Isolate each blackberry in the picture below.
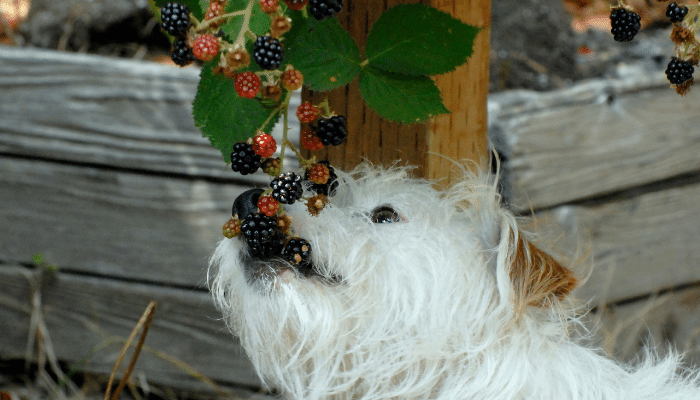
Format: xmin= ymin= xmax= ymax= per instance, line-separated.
xmin=314 ymin=115 xmax=348 ymax=146
xmin=241 ymin=213 xmax=277 ymax=247
xmin=306 ymin=160 xmax=338 ymax=196
xmin=665 ymin=57 xmax=695 ymax=85
xmin=283 ymin=238 xmax=312 ymax=270
xmin=309 ymin=0 xmax=344 ymax=20
xmin=171 ymin=38 xmax=195 ymax=66
xmin=161 ymin=3 xmax=191 ymax=37
xmin=610 ymin=8 xmax=641 ymax=42
xmin=666 ymin=3 xmax=689 ymax=23
xmin=231 ymin=142 xmax=262 ymax=175
xmin=248 ymin=232 xmax=287 ymax=259
xmin=253 ymin=36 xmax=284 ymax=70
xmin=271 ymin=172 xmax=303 ymax=204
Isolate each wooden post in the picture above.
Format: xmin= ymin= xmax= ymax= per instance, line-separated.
xmin=303 ymin=0 xmax=491 ymax=181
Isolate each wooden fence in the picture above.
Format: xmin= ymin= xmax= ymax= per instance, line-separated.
xmin=2 ymin=45 xmax=700 ymax=397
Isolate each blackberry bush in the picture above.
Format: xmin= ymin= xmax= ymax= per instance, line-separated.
xmin=610 ymin=8 xmax=641 ymax=42
xmin=306 ymin=161 xmax=339 ymax=196
xmin=231 ymin=142 xmax=262 ymax=175
xmin=309 ymin=0 xmax=344 ymax=20
xmin=666 ymin=3 xmax=689 ymax=24
xmin=665 ymin=57 xmax=695 ymax=85
xmin=253 ymin=36 xmax=284 ymax=70
xmin=241 ymin=213 xmax=278 ymax=247
xmin=283 ymin=238 xmax=312 ymax=268
xmin=160 ymin=3 xmax=191 ymax=37
xmin=171 ymin=38 xmax=195 ymax=66
xmin=271 ymin=172 xmax=303 ymax=204
xmin=314 ymin=115 xmax=348 ymax=146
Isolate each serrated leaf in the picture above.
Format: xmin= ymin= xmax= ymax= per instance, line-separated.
xmin=358 ymin=67 xmax=448 ymax=124
xmin=249 ymin=2 xmax=271 ymax=36
xmin=154 ymin=0 xmax=205 ymax=21
xmin=193 ymin=59 xmax=280 ymax=162
xmin=365 ymin=3 xmax=479 ymax=76
xmin=284 ymin=17 xmax=361 ymax=91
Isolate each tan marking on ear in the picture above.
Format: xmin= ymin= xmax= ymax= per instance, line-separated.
xmin=510 ymin=234 xmax=578 ymax=310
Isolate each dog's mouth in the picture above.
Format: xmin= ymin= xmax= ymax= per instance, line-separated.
xmin=242 ymin=252 xmax=343 ymax=287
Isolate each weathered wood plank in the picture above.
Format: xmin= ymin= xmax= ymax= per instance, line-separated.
xmin=535 ymin=180 xmax=700 ymax=304
xmin=489 ymin=73 xmax=700 ymax=210
xmin=0 ymin=156 xmax=243 ymax=286
xmin=587 ymin=285 xmax=700 ymax=369
xmin=0 ymin=46 xmax=299 ymax=180
xmin=0 ymin=264 xmax=263 ymax=394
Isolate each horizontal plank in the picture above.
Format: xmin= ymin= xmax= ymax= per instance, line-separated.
xmin=0 ymin=264 xmax=265 ymax=395
xmin=489 ymin=73 xmax=700 ymax=210
xmin=536 ymin=180 xmax=700 ymax=304
xmin=0 ymin=46 xmax=300 ymax=180
xmin=587 ymin=285 xmax=700 ymax=369
xmin=0 ymin=156 xmax=245 ymax=286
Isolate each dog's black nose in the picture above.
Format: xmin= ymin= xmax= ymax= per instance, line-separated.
xmin=232 ymin=188 xmax=265 ymax=219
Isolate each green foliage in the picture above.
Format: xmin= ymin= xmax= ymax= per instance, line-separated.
xmin=284 ymin=17 xmax=362 ymax=91
xmin=184 ymin=1 xmax=479 ymax=161
xmin=365 ymin=4 xmax=479 ymax=76
xmin=359 ymin=67 xmax=448 ymax=124
xmin=193 ymin=58 xmax=280 ymax=162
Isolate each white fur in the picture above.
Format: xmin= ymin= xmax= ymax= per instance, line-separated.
xmin=209 ymin=164 xmax=700 ymax=400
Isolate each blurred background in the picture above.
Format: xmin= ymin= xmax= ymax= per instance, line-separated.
xmin=1 ymin=0 xmax=700 ymax=399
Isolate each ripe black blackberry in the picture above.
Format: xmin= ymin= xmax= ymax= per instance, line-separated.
xmin=241 ymin=213 xmax=277 ymax=247
xmin=271 ymin=172 xmax=303 ymax=204
xmin=248 ymin=232 xmax=287 ymax=259
xmin=306 ymin=160 xmax=338 ymax=196
xmin=665 ymin=57 xmax=695 ymax=85
xmin=161 ymin=3 xmax=191 ymax=37
xmin=666 ymin=3 xmax=689 ymax=23
xmin=610 ymin=8 xmax=641 ymax=42
xmin=314 ymin=115 xmax=348 ymax=146
xmin=309 ymin=0 xmax=344 ymax=20
xmin=253 ymin=36 xmax=284 ymax=70
xmin=283 ymin=238 xmax=312 ymax=269
xmin=171 ymin=38 xmax=195 ymax=66
xmin=231 ymin=142 xmax=262 ymax=175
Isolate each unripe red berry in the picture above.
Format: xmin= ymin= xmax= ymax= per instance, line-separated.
xmin=235 ymin=72 xmax=261 ymax=98
xmin=253 ymin=132 xmax=277 ymax=157
xmin=300 ymin=128 xmax=324 ymax=151
xmin=192 ymin=34 xmax=220 ymax=61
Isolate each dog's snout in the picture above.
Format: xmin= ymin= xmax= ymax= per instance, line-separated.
xmin=232 ymin=188 xmax=265 ymax=218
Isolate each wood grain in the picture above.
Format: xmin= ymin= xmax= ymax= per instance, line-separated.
xmin=0 ymin=46 xmax=299 ymax=180
xmin=533 ymin=180 xmax=700 ymax=304
xmin=0 ymin=156 xmax=244 ymax=286
xmin=489 ymin=73 xmax=700 ymax=210
xmin=0 ymin=264 xmax=263 ymax=394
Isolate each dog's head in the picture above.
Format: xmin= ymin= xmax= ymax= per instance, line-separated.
xmin=209 ymin=163 xmax=577 ymax=399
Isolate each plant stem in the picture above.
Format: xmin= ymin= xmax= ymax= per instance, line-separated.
xmin=196 ymin=10 xmax=246 ymax=31
xmin=279 ymin=92 xmax=293 ymax=171
xmin=233 ymin=0 xmax=256 ymax=47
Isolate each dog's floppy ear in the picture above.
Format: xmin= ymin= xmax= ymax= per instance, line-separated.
xmin=507 ymin=231 xmax=577 ymax=311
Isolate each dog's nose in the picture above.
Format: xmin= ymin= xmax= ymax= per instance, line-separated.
xmin=232 ymin=188 xmax=265 ymax=219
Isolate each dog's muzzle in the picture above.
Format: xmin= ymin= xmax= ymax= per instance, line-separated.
xmin=232 ymin=189 xmax=342 ymax=286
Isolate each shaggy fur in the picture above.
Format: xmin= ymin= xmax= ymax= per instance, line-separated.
xmin=209 ymin=164 xmax=700 ymax=400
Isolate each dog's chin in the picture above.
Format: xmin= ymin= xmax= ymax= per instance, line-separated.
xmin=242 ymin=255 xmax=342 ymax=292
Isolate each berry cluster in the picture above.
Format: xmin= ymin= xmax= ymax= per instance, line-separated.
xmin=610 ymin=0 xmax=700 ymax=95
xmin=224 ymin=161 xmax=341 ymax=272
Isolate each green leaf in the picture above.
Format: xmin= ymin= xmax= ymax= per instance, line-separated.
xmin=154 ymin=0 xmax=205 ymax=21
xmin=193 ymin=59 xmax=280 ymax=162
xmin=284 ymin=17 xmax=362 ymax=91
xmin=358 ymin=67 xmax=448 ymax=124
xmin=365 ymin=3 xmax=479 ymax=76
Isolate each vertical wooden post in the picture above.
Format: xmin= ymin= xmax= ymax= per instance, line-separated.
xmin=302 ymin=0 xmax=491 ymax=182
xmin=426 ymin=0 xmax=490 ymax=183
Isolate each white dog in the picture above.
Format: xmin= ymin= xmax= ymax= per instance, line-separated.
xmin=209 ymin=164 xmax=700 ymax=400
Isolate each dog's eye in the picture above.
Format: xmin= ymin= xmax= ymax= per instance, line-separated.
xmin=370 ymin=206 xmax=404 ymax=224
